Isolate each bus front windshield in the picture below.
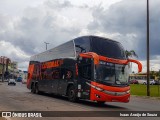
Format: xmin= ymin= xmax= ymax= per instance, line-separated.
xmin=95 ymin=61 xmax=129 ymax=86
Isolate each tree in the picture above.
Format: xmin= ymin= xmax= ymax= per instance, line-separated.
xmin=125 ymin=50 xmax=138 ymax=73
xmin=154 ymin=71 xmax=160 ymax=80
xmin=125 ymin=50 xmax=138 ymax=58
xmin=150 ymin=70 xmax=155 ymax=79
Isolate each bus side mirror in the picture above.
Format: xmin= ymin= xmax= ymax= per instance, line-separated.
xmin=79 ymin=52 xmax=99 ymax=65
xmin=77 ymin=56 xmax=82 ymax=64
xmin=128 ymin=59 xmax=142 ymax=73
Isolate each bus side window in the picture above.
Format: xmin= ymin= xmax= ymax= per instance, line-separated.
xmin=52 ymin=69 xmax=60 ymax=79
xmin=78 ymin=59 xmax=91 ymax=80
xmin=65 ymin=70 xmax=72 ymax=79
xmin=41 ymin=69 xmax=45 ymax=80
xmin=82 ymin=65 xmax=91 ymax=79
xmin=61 ymin=68 xmax=73 ymax=80
xmin=45 ymin=68 xmax=52 ymax=80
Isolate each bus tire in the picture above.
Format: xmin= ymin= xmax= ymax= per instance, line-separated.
xmin=68 ymin=86 xmax=77 ymax=102
xmin=35 ymin=83 xmax=40 ymax=94
xmin=31 ymin=83 xmax=35 ymax=93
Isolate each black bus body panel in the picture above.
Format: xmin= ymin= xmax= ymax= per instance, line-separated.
xmin=30 ymin=58 xmax=77 ymax=96
xmin=57 ymin=59 xmax=76 ymax=95
xmin=28 ymin=35 xmax=127 ymax=100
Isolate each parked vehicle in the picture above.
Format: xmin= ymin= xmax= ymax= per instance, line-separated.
xmin=149 ymin=79 xmax=156 ymax=85
xmin=155 ymin=80 xmax=160 ymax=85
xmin=8 ymin=79 xmax=16 ymax=86
xmin=137 ymin=79 xmax=147 ymax=85
xmin=16 ymin=77 xmax=22 ymax=82
xmin=129 ymin=79 xmax=139 ymax=84
xmin=138 ymin=79 xmax=157 ymax=85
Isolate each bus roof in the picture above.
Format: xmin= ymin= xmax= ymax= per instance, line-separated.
xmin=30 ymin=35 xmax=126 ymax=63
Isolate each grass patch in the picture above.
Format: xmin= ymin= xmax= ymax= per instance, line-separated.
xmin=130 ymin=84 xmax=160 ymax=97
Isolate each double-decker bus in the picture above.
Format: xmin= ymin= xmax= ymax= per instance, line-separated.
xmin=27 ymin=36 xmax=142 ymax=103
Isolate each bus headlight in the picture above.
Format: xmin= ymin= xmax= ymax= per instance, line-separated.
xmin=95 ymin=86 xmax=103 ymax=91
xmin=103 ymin=90 xmax=130 ymax=96
xmin=86 ymin=82 xmax=104 ymax=92
xmin=86 ymin=82 xmax=130 ymax=96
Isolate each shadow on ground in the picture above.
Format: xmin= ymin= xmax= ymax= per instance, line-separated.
xmin=27 ymin=91 xmax=128 ymax=110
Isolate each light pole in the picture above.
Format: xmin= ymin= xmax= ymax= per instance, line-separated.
xmin=146 ymin=0 xmax=150 ymax=96
xmin=44 ymin=42 xmax=49 ymax=50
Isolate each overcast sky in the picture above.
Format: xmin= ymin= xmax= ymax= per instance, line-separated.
xmin=0 ymin=0 xmax=160 ymax=73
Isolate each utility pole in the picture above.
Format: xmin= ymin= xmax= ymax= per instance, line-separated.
xmin=147 ymin=0 xmax=150 ymax=96
xmin=44 ymin=42 xmax=49 ymax=50
xmin=158 ymin=70 xmax=160 ymax=96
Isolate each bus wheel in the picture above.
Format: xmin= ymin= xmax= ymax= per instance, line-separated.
xmin=31 ymin=83 xmax=35 ymax=93
xmin=35 ymin=83 xmax=40 ymax=94
xmin=68 ymin=86 xmax=77 ymax=102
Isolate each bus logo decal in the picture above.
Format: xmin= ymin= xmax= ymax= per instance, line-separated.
xmin=41 ymin=60 xmax=63 ymax=69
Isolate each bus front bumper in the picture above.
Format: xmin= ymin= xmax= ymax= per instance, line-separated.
xmin=90 ymin=90 xmax=130 ymax=103
xmin=89 ymin=82 xmax=130 ymax=103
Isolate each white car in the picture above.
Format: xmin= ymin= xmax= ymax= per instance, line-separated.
xmin=149 ymin=79 xmax=156 ymax=85
xmin=8 ymin=79 xmax=16 ymax=86
xmin=137 ymin=79 xmax=156 ymax=85
xmin=137 ymin=79 xmax=147 ymax=85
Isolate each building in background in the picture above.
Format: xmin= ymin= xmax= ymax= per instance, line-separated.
xmin=8 ymin=61 xmax=18 ymax=78
xmin=17 ymin=70 xmax=28 ymax=83
xmin=129 ymin=71 xmax=160 ymax=81
xmin=0 ymin=56 xmax=28 ymax=82
xmin=0 ymin=56 xmax=11 ymax=80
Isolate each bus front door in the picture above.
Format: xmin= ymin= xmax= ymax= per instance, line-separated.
xmin=78 ymin=58 xmax=93 ymax=99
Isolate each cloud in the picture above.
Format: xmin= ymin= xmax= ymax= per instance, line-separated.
xmin=88 ymin=0 xmax=160 ymax=61
xmin=0 ymin=0 xmax=84 ymax=55
xmin=0 ymin=0 xmax=159 ymax=72
xmin=44 ymin=0 xmax=73 ymax=10
xmin=0 ymin=41 xmax=30 ymax=61
xmin=0 ymin=0 xmax=91 ymax=70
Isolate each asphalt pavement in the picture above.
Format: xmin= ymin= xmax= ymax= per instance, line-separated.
xmin=0 ymin=81 xmax=160 ymax=120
